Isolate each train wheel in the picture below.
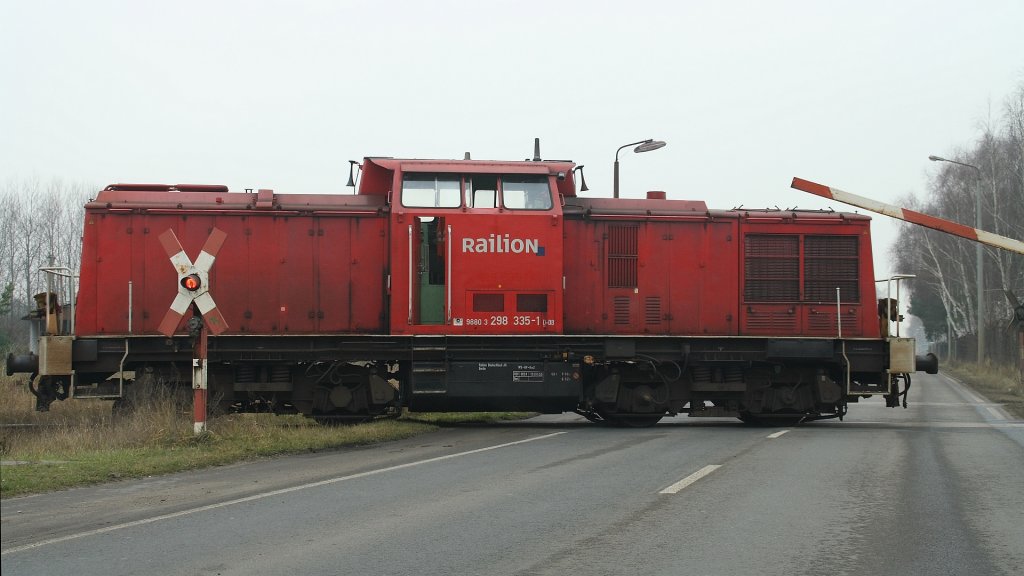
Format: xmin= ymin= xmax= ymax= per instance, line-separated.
xmin=737 ymin=412 xmax=760 ymax=425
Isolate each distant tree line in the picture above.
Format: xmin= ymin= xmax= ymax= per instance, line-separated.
xmin=893 ymin=83 xmax=1024 ymax=365
xmin=0 ymin=178 xmax=92 ymax=353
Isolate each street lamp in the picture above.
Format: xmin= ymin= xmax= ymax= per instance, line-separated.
xmin=614 ymin=139 xmax=666 ymax=199
xmin=929 ymin=154 xmax=985 ymax=364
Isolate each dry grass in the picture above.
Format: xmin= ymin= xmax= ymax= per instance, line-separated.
xmin=0 ymin=375 xmax=533 ymax=498
xmin=0 ymin=375 xmax=435 ymax=498
xmin=1 ymin=376 xmax=197 ymax=454
xmin=944 ymin=361 xmax=1024 ymax=419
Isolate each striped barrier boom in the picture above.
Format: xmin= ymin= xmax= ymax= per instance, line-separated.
xmin=791 ymin=177 xmax=1024 ymax=255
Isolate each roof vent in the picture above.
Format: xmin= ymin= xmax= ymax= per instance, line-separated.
xmin=647 ymin=191 xmax=666 ymax=200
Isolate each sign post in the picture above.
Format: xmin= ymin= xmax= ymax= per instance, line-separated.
xmin=157 ymin=227 xmax=228 ymax=435
xmin=192 ymin=316 xmax=209 ymax=435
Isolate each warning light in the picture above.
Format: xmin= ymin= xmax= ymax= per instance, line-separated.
xmin=181 ymin=274 xmax=201 ymax=291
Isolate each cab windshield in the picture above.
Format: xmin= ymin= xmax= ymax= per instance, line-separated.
xmin=401 ymin=173 xmax=552 ymax=211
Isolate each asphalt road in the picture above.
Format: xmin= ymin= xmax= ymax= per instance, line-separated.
xmin=3 ymin=371 xmax=1023 ymax=576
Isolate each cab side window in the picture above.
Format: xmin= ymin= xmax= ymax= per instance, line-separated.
xmin=466 ymin=175 xmax=497 ymax=208
xmin=502 ymin=175 xmax=552 ymax=210
xmin=402 ymin=174 xmax=461 ymax=208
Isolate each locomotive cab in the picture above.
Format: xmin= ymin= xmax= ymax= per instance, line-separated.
xmin=361 ymin=158 xmax=572 ymax=336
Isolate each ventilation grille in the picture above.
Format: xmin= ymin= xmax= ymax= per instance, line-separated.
xmin=744 ymin=234 xmax=860 ymax=303
xmin=806 ymin=309 xmax=864 ymax=332
xmin=645 ymin=297 xmax=662 ymax=325
xmin=608 ymin=225 xmax=638 ymax=288
xmin=745 ymin=234 xmax=798 ymax=257
xmin=804 ymin=236 xmax=860 ymax=303
xmin=744 ymin=235 xmax=799 ymax=302
xmin=805 ymin=235 xmax=858 ymax=258
xmin=746 ymin=310 xmax=798 ymax=332
xmin=613 ymin=296 xmax=631 ymax=325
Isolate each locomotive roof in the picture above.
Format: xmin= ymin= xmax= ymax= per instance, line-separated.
xmin=359 ymin=156 xmax=581 ymax=198
xmin=90 ymin=184 xmax=388 ymax=213
xmin=565 ymin=196 xmax=872 ymax=222
xmin=364 ymin=157 xmax=576 ymax=173
xmin=92 ymin=154 xmax=872 ymax=222
xmin=91 ymin=182 xmax=873 ymax=222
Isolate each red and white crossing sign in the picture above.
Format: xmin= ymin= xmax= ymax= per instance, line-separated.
xmin=156 ymin=227 xmax=230 ymax=336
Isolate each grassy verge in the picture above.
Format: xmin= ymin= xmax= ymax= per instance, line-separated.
xmin=944 ymin=362 xmax=1024 ymax=419
xmin=0 ymin=375 xmax=532 ymax=498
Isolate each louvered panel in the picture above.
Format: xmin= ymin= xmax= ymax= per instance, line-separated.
xmin=804 ymin=235 xmax=860 ymax=302
xmin=608 ymin=257 xmax=637 ymax=288
xmin=613 ymin=296 xmax=631 ymax=325
xmin=805 ymin=235 xmax=858 ymax=257
xmin=744 ymin=309 xmax=798 ymax=333
xmin=744 ymin=278 xmax=800 ymax=302
xmin=608 ymin=225 xmax=638 ymax=255
xmin=806 ymin=308 xmax=861 ymax=335
xmin=607 ymin=225 xmax=638 ymax=288
xmin=744 ymin=235 xmax=799 ymax=302
xmin=645 ymin=297 xmax=662 ymax=325
xmin=745 ymin=235 xmax=798 ymax=257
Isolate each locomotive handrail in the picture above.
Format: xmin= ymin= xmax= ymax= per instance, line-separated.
xmin=447 ymin=224 xmax=453 ymax=324
xmin=875 ymin=274 xmax=916 ymax=338
xmin=408 ymin=225 xmax=414 ymax=324
xmin=39 ymin=266 xmax=77 ymax=336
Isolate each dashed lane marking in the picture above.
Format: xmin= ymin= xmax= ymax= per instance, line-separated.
xmin=986 ymin=406 xmax=1009 ymax=420
xmin=767 ymin=430 xmax=790 ymax=439
xmin=659 ymin=465 xmax=722 ymax=494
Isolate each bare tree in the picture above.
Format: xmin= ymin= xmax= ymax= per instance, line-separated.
xmin=0 ymin=176 xmax=91 ymax=351
xmin=896 ymin=82 xmax=1024 ymax=365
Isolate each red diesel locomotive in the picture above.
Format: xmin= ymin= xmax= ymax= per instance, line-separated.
xmin=7 ymin=146 xmax=937 ymax=425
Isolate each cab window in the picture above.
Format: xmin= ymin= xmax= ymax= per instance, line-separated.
xmin=502 ymin=175 xmax=552 ymax=210
xmin=402 ymin=174 xmax=461 ymax=208
xmin=466 ymin=175 xmax=497 ymax=208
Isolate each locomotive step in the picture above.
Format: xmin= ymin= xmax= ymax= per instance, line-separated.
xmin=71 ymin=381 xmax=123 ymax=399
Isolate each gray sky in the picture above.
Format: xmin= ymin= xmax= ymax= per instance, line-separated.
xmin=2 ymin=0 xmax=1022 ymax=278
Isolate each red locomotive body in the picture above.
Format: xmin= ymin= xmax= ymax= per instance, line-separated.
xmin=562 ymin=198 xmax=876 ymax=339
xmin=76 ymin=185 xmax=390 ymax=336
xmin=9 ymin=149 xmax=936 ymax=425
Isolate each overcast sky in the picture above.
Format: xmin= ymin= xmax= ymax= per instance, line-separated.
xmin=2 ymin=0 xmax=1022 ymax=278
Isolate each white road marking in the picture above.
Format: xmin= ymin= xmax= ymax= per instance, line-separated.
xmin=1 ymin=431 xmax=567 ymax=556
xmin=963 ymin=390 xmax=985 ymax=404
xmin=986 ymin=406 xmax=1008 ymax=420
xmin=819 ymin=421 xmax=1024 ymax=428
xmin=938 ymin=373 xmax=986 ymax=403
xmin=910 ymin=402 xmax=1006 ymax=407
xmin=659 ymin=465 xmax=722 ymax=495
xmin=767 ymin=430 xmax=790 ymax=439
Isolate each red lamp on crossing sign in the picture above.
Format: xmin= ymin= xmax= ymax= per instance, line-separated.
xmin=181 ymin=274 xmax=202 ymax=291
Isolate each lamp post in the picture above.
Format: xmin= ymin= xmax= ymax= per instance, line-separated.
xmin=614 ymin=139 xmax=666 ymax=199
xmin=928 ymin=154 xmax=984 ymax=364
